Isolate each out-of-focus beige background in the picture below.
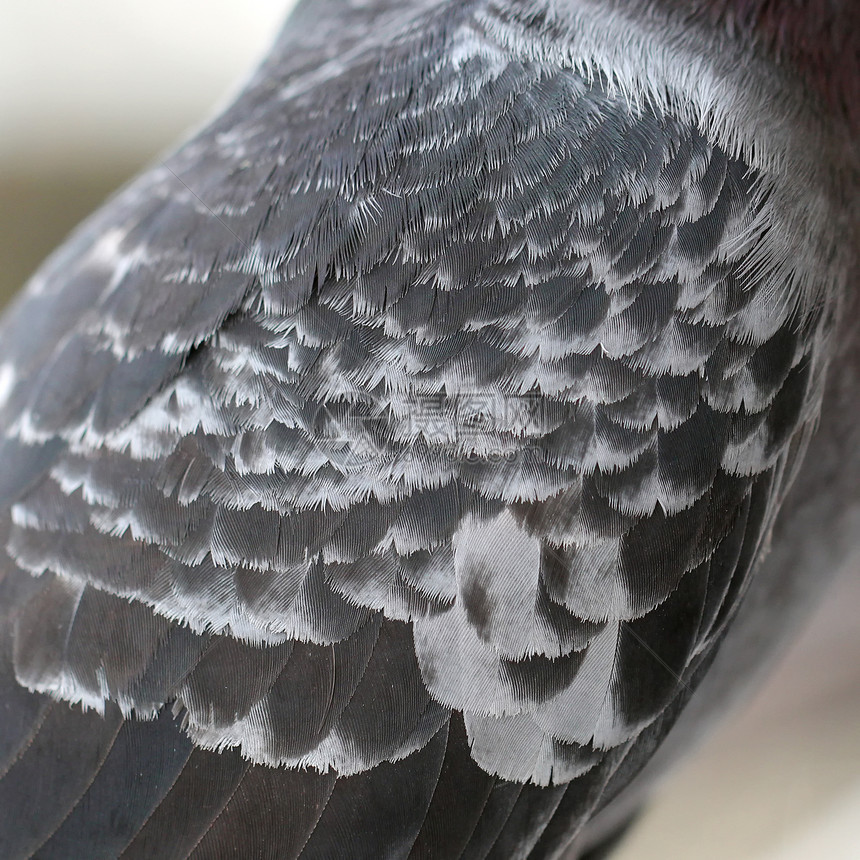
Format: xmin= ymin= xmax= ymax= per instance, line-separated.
xmin=1 ymin=3 xmax=858 ymax=857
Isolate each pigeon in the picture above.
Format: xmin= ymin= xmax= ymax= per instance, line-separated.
xmin=0 ymin=0 xmax=856 ymax=857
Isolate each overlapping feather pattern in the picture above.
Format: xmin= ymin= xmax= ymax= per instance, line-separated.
xmin=0 ymin=0 xmax=847 ymax=856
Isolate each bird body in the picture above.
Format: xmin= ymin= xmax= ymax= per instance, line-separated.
xmin=0 ymin=1 xmax=856 ymax=857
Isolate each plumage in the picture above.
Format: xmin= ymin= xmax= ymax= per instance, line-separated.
xmin=0 ymin=0 xmax=856 ymax=856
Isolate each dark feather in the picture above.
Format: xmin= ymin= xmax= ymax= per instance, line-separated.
xmin=0 ymin=701 xmax=123 ymax=857
xmin=405 ymin=715 xmax=498 ymax=859
xmin=298 ymin=725 xmax=449 ymax=860
xmin=35 ymin=709 xmax=194 ymax=860
xmin=119 ymin=747 xmax=250 ymax=860
xmin=188 ymin=758 xmax=337 ymax=860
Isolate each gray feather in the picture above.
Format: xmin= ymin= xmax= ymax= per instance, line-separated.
xmin=0 ymin=0 xmax=849 ymax=845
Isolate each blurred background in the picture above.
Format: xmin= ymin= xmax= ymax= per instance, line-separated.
xmin=1 ymin=2 xmax=858 ymax=857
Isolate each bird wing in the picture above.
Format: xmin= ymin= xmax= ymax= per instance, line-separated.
xmin=0 ymin=3 xmax=838 ymax=856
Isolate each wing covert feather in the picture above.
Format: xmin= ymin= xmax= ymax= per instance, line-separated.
xmin=0 ymin=1 xmax=841 ymax=855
